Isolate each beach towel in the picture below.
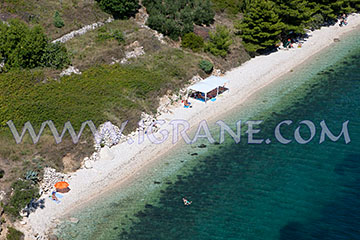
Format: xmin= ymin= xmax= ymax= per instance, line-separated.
xmin=49 ymin=192 xmax=63 ymax=204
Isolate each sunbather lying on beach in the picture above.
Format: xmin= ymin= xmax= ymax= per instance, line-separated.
xmin=52 ymin=191 xmax=58 ymax=201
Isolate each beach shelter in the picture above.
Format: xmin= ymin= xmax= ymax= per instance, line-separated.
xmin=187 ymin=76 xmax=229 ymax=103
xmin=202 ymin=76 xmax=229 ymax=95
xmin=202 ymin=76 xmax=229 ymax=88
xmin=55 ymin=181 xmax=70 ymax=193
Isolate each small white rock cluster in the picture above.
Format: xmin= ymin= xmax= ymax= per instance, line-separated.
xmin=135 ymin=6 xmax=149 ymax=27
xmin=95 ymin=121 xmax=126 ymax=148
xmin=212 ymin=68 xmax=224 ymax=76
xmin=120 ymin=41 xmax=145 ymax=64
xmin=60 ymin=66 xmax=82 ymax=77
xmin=0 ymin=190 xmax=6 ymax=201
xmin=52 ymin=17 xmax=114 ymax=44
xmin=0 ymin=60 xmax=4 ymax=72
xmin=190 ymin=75 xmax=203 ymax=84
xmin=39 ymin=168 xmax=69 ymax=194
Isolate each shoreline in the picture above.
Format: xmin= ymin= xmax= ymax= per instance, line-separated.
xmin=20 ymin=13 xmax=360 ymax=239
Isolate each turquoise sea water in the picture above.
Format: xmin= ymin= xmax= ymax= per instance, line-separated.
xmin=57 ymin=29 xmax=360 ymax=240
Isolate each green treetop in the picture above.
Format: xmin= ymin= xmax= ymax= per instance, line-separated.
xmin=237 ymin=0 xmax=284 ymax=53
xmin=273 ymin=0 xmax=314 ymax=34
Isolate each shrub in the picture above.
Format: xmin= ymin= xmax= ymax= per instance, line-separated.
xmin=24 ymin=170 xmax=39 ymax=183
xmin=41 ymin=42 xmax=70 ymax=69
xmin=181 ymin=33 xmax=204 ymax=52
xmin=143 ymin=0 xmax=214 ymax=40
xmin=0 ymin=20 xmax=48 ymax=69
xmin=193 ymin=0 xmax=215 ymax=25
xmin=0 ymin=19 xmax=71 ymax=70
xmin=205 ymin=26 xmax=232 ymax=57
xmin=4 ymin=180 xmax=39 ymax=218
xmin=211 ymin=0 xmax=243 ymax=14
xmin=112 ymin=30 xmax=125 ymax=44
xmin=53 ymin=11 xmax=64 ymax=28
xmin=96 ymin=31 xmax=112 ymax=42
xmin=199 ymin=60 xmax=213 ymax=74
xmin=6 ymin=227 xmax=24 ymax=240
xmin=96 ymin=0 xmax=140 ymax=19
xmin=96 ymin=28 xmax=125 ymax=44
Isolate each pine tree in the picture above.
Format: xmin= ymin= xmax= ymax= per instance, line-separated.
xmin=237 ymin=0 xmax=284 ymax=53
xmin=53 ymin=11 xmax=65 ymax=28
xmin=307 ymin=0 xmax=355 ymax=21
xmin=273 ymin=0 xmax=314 ymax=34
xmin=205 ymin=25 xmax=232 ymax=57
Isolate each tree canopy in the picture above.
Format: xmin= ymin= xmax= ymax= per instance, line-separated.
xmin=237 ymin=0 xmax=283 ymax=52
xmin=96 ymin=0 xmax=140 ymax=19
xmin=237 ymin=0 xmax=360 ymax=53
xmin=143 ymin=0 xmax=215 ymax=40
xmin=0 ymin=20 xmax=70 ymax=70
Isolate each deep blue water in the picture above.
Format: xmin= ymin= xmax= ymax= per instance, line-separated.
xmin=57 ymin=30 xmax=360 ymax=240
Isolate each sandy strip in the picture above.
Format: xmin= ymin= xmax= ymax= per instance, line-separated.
xmin=19 ymin=14 xmax=360 ymax=239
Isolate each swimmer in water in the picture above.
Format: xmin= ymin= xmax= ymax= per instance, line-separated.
xmin=183 ymin=197 xmax=192 ymax=205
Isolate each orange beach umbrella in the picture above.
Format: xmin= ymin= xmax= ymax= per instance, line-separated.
xmin=54 ymin=181 xmax=69 ymax=189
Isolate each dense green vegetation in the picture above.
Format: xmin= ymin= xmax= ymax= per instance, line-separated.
xmin=53 ymin=11 xmax=65 ymax=28
xmin=6 ymin=227 xmax=24 ymax=240
xmin=96 ymin=27 xmax=125 ymax=44
xmin=4 ymin=180 xmax=39 ymax=218
xmin=237 ymin=0 xmax=360 ymax=53
xmin=0 ymin=49 xmax=201 ymax=131
xmin=236 ymin=0 xmax=283 ymax=53
xmin=41 ymin=42 xmax=71 ymax=69
xmin=205 ymin=26 xmax=233 ymax=57
xmin=143 ymin=0 xmax=215 ymax=40
xmin=199 ymin=60 xmax=214 ymax=74
xmin=181 ymin=33 xmax=204 ymax=52
xmin=211 ymin=0 xmax=243 ymax=14
xmin=96 ymin=0 xmax=140 ymax=19
xmin=0 ymin=20 xmax=70 ymax=71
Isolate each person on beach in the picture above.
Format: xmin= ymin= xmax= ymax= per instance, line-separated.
xmin=184 ymin=99 xmax=192 ymax=108
xmin=51 ymin=191 xmax=58 ymax=202
xmin=183 ymin=197 xmax=192 ymax=206
xmin=340 ymin=13 xmax=348 ymax=27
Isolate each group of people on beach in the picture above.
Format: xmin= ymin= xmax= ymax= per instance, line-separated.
xmin=339 ymin=13 xmax=348 ymax=27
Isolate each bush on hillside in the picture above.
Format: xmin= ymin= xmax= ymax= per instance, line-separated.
xmin=6 ymin=227 xmax=24 ymax=240
xmin=0 ymin=20 xmax=70 ymax=71
xmin=205 ymin=26 xmax=232 ymax=57
xmin=199 ymin=59 xmax=213 ymax=74
xmin=181 ymin=33 xmax=204 ymax=52
xmin=41 ymin=42 xmax=70 ymax=69
xmin=96 ymin=0 xmax=140 ymax=19
xmin=53 ymin=11 xmax=65 ymax=28
xmin=143 ymin=0 xmax=214 ymax=40
xmin=112 ymin=30 xmax=125 ymax=44
xmin=0 ymin=20 xmax=48 ymax=69
xmin=4 ymin=179 xmax=39 ymax=218
xmin=96 ymin=27 xmax=125 ymax=44
xmin=211 ymin=0 xmax=243 ymax=14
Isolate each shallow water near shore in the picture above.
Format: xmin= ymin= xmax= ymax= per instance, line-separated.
xmin=56 ymin=29 xmax=360 ymax=240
